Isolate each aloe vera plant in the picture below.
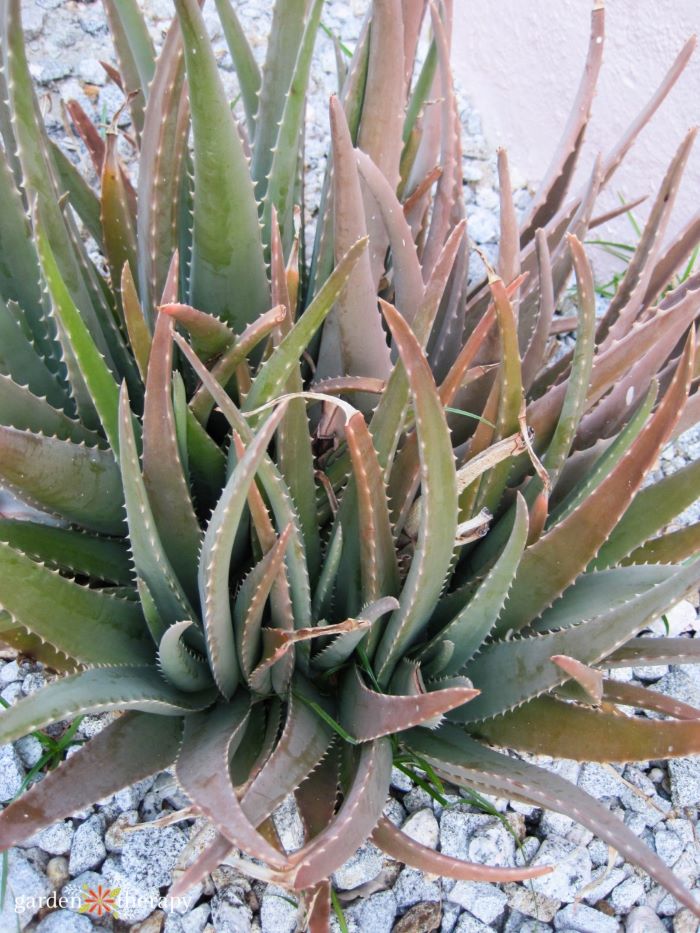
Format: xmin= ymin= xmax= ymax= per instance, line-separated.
xmin=1 ymin=0 xmax=700 ymax=925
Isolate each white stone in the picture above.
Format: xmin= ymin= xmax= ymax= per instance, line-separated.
xmin=164 ymin=904 xmax=211 ymax=933
xmin=260 ymin=886 xmax=297 ymax=933
xmin=332 ymin=842 xmax=383 ymax=890
xmin=553 ymin=902 xmax=619 ymax=932
xmin=669 ymin=758 xmax=700 ymax=808
xmin=69 ymin=814 xmax=106 ymax=876
xmin=345 ymin=889 xmax=397 ymax=933
xmin=609 ymin=875 xmax=645 ymax=912
xmin=392 ymin=866 xmax=441 ymax=911
xmin=531 ymin=835 xmax=592 ymax=903
xmin=0 ymin=849 xmax=52 ymax=930
xmin=121 ymin=824 xmax=188 ymax=889
xmin=401 ymin=809 xmax=439 ymax=849
xmin=35 ymin=910 xmax=94 ymax=932
xmin=0 ymin=743 xmax=26 ymax=801
xmin=27 ymin=820 xmax=74 ymax=856
xmin=625 ymin=905 xmax=667 ymax=932
xmin=647 ymin=600 xmax=697 ymax=636
xmin=447 ymin=881 xmax=507 ymax=924
xmin=209 ymin=893 xmax=252 ymax=933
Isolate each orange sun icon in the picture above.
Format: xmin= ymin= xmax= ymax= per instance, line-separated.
xmin=79 ymin=883 xmax=120 ymax=918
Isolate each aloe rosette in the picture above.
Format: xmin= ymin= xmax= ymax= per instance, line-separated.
xmin=1 ymin=0 xmax=700 ymax=925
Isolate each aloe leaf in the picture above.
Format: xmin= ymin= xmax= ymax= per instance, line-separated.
xmin=312 ymin=597 xmax=397 ymax=670
xmin=189 ymin=305 xmax=286 ymax=425
xmin=176 ymin=334 xmax=313 ymax=638
xmin=519 ymin=2 xmax=605 ymax=244
xmin=458 ymin=557 xmax=700 ymax=722
xmin=541 ymin=236 xmax=596 ymax=484
xmin=136 ymin=19 xmax=189 ymax=317
xmin=200 ymin=404 xmax=289 ymax=698
xmin=159 ymin=302 xmax=235 ymax=360
xmin=372 ymin=816 xmax=549 ymax=882
xmin=118 ymin=384 xmax=197 ymax=626
xmin=498 ymin=334 xmax=694 ymax=633
xmin=312 ymin=525 xmax=343 ymax=621
xmin=295 ymin=745 xmax=340 ymax=842
xmin=235 ymin=526 xmax=292 ymax=683
xmin=623 ymin=522 xmax=700 ymax=566
xmin=0 ymin=375 xmax=104 ymax=448
xmin=605 ymin=637 xmax=700 ymax=669
xmin=408 ymin=724 xmax=700 ymax=917
xmin=355 ymin=151 xmax=425 ymax=328
xmin=530 ymin=564 xmax=679 ymax=634
xmin=158 ymin=621 xmax=213 ymax=692
xmin=244 ymin=236 xmax=369 ymax=414
xmin=213 ymin=0 xmax=260 ymax=137
xmin=0 ymin=520 xmax=131 ymax=585
xmin=0 ymin=666 xmax=214 ymax=746
xmin=0 ymin=426 xmax=124 ymax=534
xmin=286 ymin=738 xmax=392 ymax=891
xmin=250 ymin=0 xmax=306 ymax=193
xmin=174 ymin=0 xmax=269 ymax=331
xmin=241 ymin=679 xmax=334 ymax=827
xmin=264 ymin=0 xmax=324 ymax=248
xmin=548 ymin=381 xmax=657 ymax=525
xmin=593 ymin=457 xmax=700 ymax=570
xmin=356 ymin=0 xmax=404 ymax=190
xmin=374 ymin=300 xmax=459 ymax=685
xmin=0 ymin=712 xmax=181 ymax=849
xmin=121 ymin=263 xmax=151 ymax=380
xmin=316 ymin=98 xmax=392 ymax=384
xmin=0 ymin=136 xmax=52 ymax=360
xmin=0 ymin=539 xmax=150 ymax=664
xmin=142 ymin=313 xmax=201 ymax=602
xmin=421 ymin=495 xmax=529 ymax=675
xmin=0 ymin=613 xmax=76 ymax=673
xmin=176 ymin=697 xmax=290 ymax=867
xmin=476 ymin=694 xmax=700 ymax=762
xmin=2 ymin=0 xmax=129 ymax=375
xmin=49 ymin=141 xmax=103 ymax=247
xmin=101 ymin=0 xmax=155 ymax=135
xmin=35 ymin=221 xmax=121 ymax=453
xmin=340 ymin=665 xmax=477 ymax=742
xmin=602 ymin=680 xmax=700 ymax=720
xmin=0 ymin=297 xmax=66 ymax=413
xmin=100 ymin=130 xmax=138 ymax=306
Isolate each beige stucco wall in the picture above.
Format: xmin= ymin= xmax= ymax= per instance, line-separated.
xmin=452 ymin=1 xmax=700 ymax=273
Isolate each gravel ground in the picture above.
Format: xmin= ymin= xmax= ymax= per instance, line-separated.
xmin=2 ymin=2 xmax=700 ymax=932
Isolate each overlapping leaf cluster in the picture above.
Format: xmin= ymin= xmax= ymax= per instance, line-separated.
xmin=1 ymin=0 xmax=700 ymax=925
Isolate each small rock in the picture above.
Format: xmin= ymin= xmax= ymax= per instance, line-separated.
xmin=69 ymin=814 xmax=106 ymax=875
xmin=401 ymin=809 xmax=439 ymax=849
xmin=578 ymin=763 xmax=622 ymax=800
xmin=648 ymin=600 xmax=696 ymax=636
xmin=332 ymin=842 xmax=383 ymax=891
xmin=610 ymin=875 xmax=645 ymax=912
xmin=209 ymin=892 xmax=252 ymax=933
xmin=392 ymin=866 xmax=441 ymax=911
xmin=164 ymin=903 xmax=211 ymax=933
xmin=21 ymin=671 xmax=46 ymax=695
xmin=15 ymin=735 xmax=44 ymax=768
xmin=132 ymin=911 xmax=166 ymax=933
xmin=504 ymin=881 xmax=560 ymax=922
xmin=452 ymin=914 xmax=494 ymax=933
xmin=447 ymin=881 xmax=507 ymax=924
xmin=271 ymin=797 xmax=304 ymax=854
xmin=47 ymin=856 xmax=71 ymax=890
xmin=0 ymin=743 xmax=26 ymax=801
xmin=105 ymin=811 xmax=139 ymax=852
xmin=625 ymin=905 xmax=667 ymax=932
xmin=78 ymin=58 xmax=106 ymax=86
xmin=655 ymin=827 xmax=686 ymax=866
xmin=553 ymin=902 xmax=620 ymax=932
xmin=467 ymin=206 xmax=499 ymax=244
xmin=121 ymin=824 xmax=188 ymax=888
xmin=260 ymin=885 xmax=297 ymax=933
xmin=0 ymin=849 xmax=52 ymax=930
xmin=35 ymin=911 xmax=94 ymax=932
xmin=531 ymin=834 xmax=592 ymax=903
xmin=581 ymin=867 xmax=628 ymax=905
xmin=345 ymin=889 xmax=397 ymax=933
xmin=0 ymin=660 xmax=23 ymax=684
xmin=391 ymin=766 xmax=414 ymax=792
xmin=673 ymin=908 xmax=700 ymax=933
xmin=101 ymin=856 xmax=160 ymax=924
xmin=669 ymin=757 xmax=700 ymax=808
xmin=503 ymin=913 xmax=552 ymax=933
xmin=1 ymin=682 xmax=25 ymax=705
xmin=28 ymin=821 xmax=74 ymax=856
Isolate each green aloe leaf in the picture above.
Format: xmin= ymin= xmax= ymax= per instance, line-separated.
xmin=0 ymin=540 xmax=151 ymax=665
xmin=0 ymin=425 xmax=124 ymax=534
xmin=213 ymin=0 xmax=261 ymax=138
xmin=374 ymin=300 xmax=459 ymax=686
xmin=0 ymin=666 xmax=214 ymax=746
xmin=101 ymin=0 xmax=155 ymax=136
xmin=0 ymin=519 xmax=131 ymax=585
xmin=158 ymin=621 xmax=213 ymax=693
xmin=174 ymin=0 xmax=270 ymax=331
xmin=0 ymin=375 xmax=104 ymax=448
xmin=0 ymin=297 xmax=66 ymax=411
